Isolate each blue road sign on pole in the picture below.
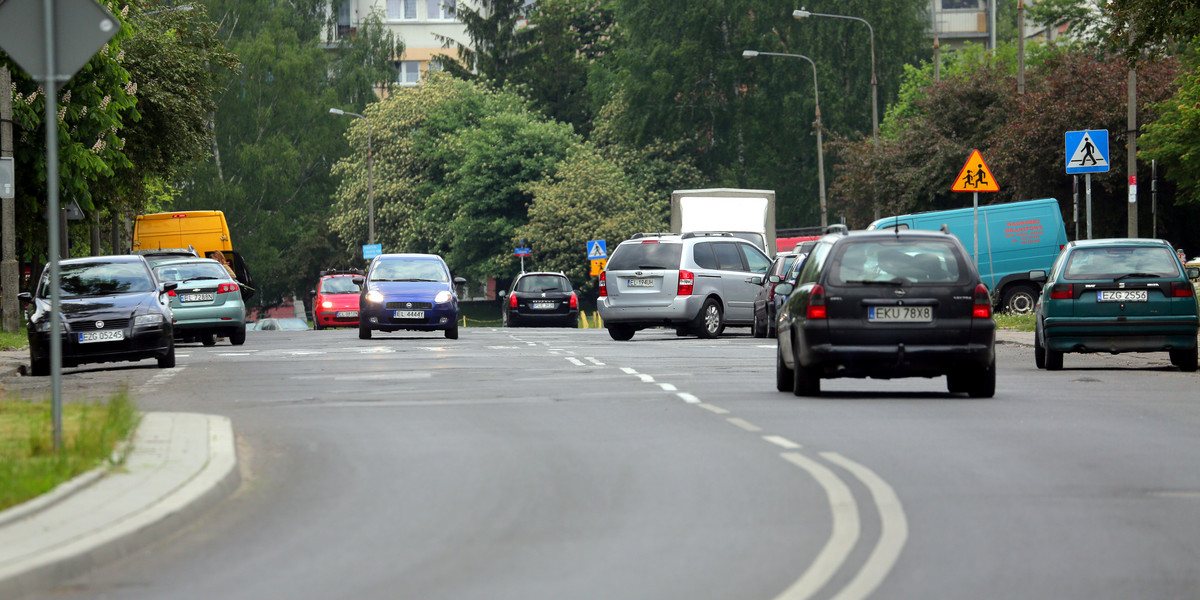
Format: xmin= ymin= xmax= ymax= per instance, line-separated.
xmin=363 ymin=243 xmax=382 ymax=259
xmin=1065 ymin=130 xmax=1110 ymax=174
xmin=514 ymin=247 xmax=531 ymax=257
xmin=587 ymin=240 xmax=607 ymax=259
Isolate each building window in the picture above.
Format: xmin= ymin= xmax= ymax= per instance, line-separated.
xmin=941 ymin=0 xmax=980 ymax=8
xmin=427 ymin=60 xmax=443 ymax=73
xmin=427 ymin=0 xmax=455 ymax=20
xmin=398 ymin=61 xmax=421 ymax=85
xmin=387 ymin=0 xmax=417 ymax=20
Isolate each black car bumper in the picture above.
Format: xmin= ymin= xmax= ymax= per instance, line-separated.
xmin=802 ymin=342 xmax=995 ymax=379
xmin=29 ymin=326 xmax=173 ymax=367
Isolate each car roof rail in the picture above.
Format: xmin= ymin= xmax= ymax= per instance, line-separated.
xmin=680 ymin=231 xmax=735 ymax=240
xmin=824 ymin=224 xmax=849 ymax=235
xmin=319 ymin=268 xmax=363 ymax=276
xmin=630 ymin=232 xmax=677 ymax=240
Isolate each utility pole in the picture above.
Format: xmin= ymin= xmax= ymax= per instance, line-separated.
xmin=1 ymin=66 xmax=17 ymax=334
xmin=1127 ymin=67 xmax=1138 ymax=237
xmin=1017 ymin=0 xmax=1026 ymax=94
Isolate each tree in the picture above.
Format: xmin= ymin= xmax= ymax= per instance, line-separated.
xmin=1140 ymin=65 xmax=1200 ymax=206
xmin=1105 ymin=0 xmax=1200 ymax=60
xmin=432 ymin=0 xmax=535 ymax=87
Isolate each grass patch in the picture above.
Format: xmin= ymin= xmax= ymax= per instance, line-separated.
xmin=995 ymin=312 xmax=1035 ymax=331
xmin=459 ymin=302 xmax=501 ymax=327
xmin=0 ymin=390 xmax=139 ymax=511
xmin=0 ymin=327 xmax=27 ymax=351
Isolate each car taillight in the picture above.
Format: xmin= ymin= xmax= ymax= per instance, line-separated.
xmin=598 ymin=272 xmax=607 ymax=297
xmin=569 ymin=292 xmax=578 ymax=308
xmin=806 ymin=284 xmax=827 ymax=320
xmin=1170 ymin=281 xmax=1195 ymax=298
xmin=767 ymin=282 xmax=777 ymax=301
xmin=1049 ymin=283 xmax=1073 ymax=300
xmin=973 ymin=283 xmax=992 ymax=318
xmin=167 ymin=289 xmax=176 ymax=297
xmin=217 ymin=282 xmax=239 ymax=294
xmin=678 ymin=270 xmax=694 ymax=295
xmin=509 ymin=292 xmax=519 ymax=307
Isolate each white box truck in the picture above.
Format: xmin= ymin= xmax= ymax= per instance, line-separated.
xmin=670 ymin=188 xmax=776 ymax=255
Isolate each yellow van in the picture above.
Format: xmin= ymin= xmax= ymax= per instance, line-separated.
xmin=132 ymin=211 xmax=255 ymax=299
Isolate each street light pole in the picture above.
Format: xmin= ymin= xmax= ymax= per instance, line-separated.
xmin=329 ymin=108 xmax=374 ymax=245
xmin=743 ymin=50 xmax=827 ymax=228
xmin=794 ymin=8 xmax=878 ymax=219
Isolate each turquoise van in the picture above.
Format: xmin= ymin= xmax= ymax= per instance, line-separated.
xmin=867 ymin=198 xmax=1069 ymax=314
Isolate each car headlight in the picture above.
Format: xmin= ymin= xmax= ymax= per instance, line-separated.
xmin=134 ymin=314 xmax=164 ymax=326
xmin=321 ymin=300 xmax=334 ymax=308
xmin=366 ymin=290 xmax=384 ymax=304
xmin=434 ymin=290 xmax=453 ymax=304
xmin=33 ymin=319 xmax=54 ymax=332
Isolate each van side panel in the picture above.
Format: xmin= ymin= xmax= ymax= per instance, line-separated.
xmin=132 ymin=211 xmax=233 ymax=255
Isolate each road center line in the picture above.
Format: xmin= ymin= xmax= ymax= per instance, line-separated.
xmin=764 ymin=435 xmax=802 ymax=450
xmin=698 ymin=403 xmax=729 ymax=415
xmin=727 ymin=418 xmax=761 ymax=432
xmin=620 ymin=367 xmax=638 ymax=375
xmin=637 ymin=374 xmax=655 ymax=383
xmin=821 ymin=452 xmax=909 ymax=600
xmin=565 ymin=357 xmax=585 ymax=367
xmin=775 ymin=452 xmax=861 ymax=600
xmin=657 ymin=383 xmax=677 ymax=391
xmin=677 ymin=392 xmax=700 ymax=404
xmin=585 ymin=357 xmax=605 ymax=366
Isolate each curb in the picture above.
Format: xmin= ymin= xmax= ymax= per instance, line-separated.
xmin=0 ymin=413 xmax=240 ymax=600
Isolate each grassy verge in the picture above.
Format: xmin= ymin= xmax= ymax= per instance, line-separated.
xmin=0 ymin=390 xmax=139 ymax=511
xmin=995 ymin=312 xmax=1035 ymax=331
xmin=0 ymin=328 xmax=27 ymax=351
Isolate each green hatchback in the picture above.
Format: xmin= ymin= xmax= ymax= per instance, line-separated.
xmin=1032 ymin=238 xmax=1200 ymax=371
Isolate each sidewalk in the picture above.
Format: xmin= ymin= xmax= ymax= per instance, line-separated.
xmin=0 ymin=412 xmax=239 ymax=600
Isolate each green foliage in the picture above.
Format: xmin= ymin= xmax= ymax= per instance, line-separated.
xmin=1106 ymin=0 xmax=1200 ymax=60
xmin=1140 ymin=64 xmax=1200 ymax=205
xmin=433 ymin=0 xmax=536 ymax=87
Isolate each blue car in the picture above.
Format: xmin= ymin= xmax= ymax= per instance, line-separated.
xmin=354 ymin=254 xmax=466 ymax=340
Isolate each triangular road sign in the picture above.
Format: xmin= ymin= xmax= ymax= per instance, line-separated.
xmin=952 ymin=149 xmax=1000 ymax=192
xmin=1067 ymin=131 xmax=1109 ymax=170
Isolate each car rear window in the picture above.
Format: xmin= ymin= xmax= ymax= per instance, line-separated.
xmin=320 ymin=277 xmax=361 ymax=294
xmin=608 ymin=242 xmax=683 ymax=271
xmin=829 ymin=239 xmax=968 ymax=285
xmin=1063 ymin=246 xmax=1180 ymax=280
xmin=155 ymin=262 xmax=229 ymax=283
xmin=516 ymin=275 xmax=570 ymax=292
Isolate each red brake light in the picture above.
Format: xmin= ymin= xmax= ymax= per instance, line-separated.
xmin=217 ymin=282 xmax=239 ymax=294
xmin=806 ymin=284 xmax=827 ymax=320
xmin=767 ymin=282 xmax=777 ymax=301
xmin=641 ymin=240 xmax=660 ymax=244
xmin=1171 ymin=282 xmax=1195 ymax=298
xmin=973 ymin=283 xmax=992 ymax=318
xmin=677 ymin=270 xmax=694 ymax=295
xmin=569 ymin=292 xmax=578 ymax=308
xmin=1049 ymin=283 xmax=1073 ymax=300
xmin=167 ymin=289 xmax=176 ymax=297
xmin=598 ymin=271 xmax=607 ymax=297
xmin=509 ymin=292 xmax=518 ymax=307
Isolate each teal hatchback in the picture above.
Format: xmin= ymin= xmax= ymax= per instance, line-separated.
xmin=1032 ymin=238 xmax=1200 ymax=371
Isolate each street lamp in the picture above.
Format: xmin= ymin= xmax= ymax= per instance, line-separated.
xmin=742 ymin=50 xmax=827 ymax=228
xmin=794 ymin=7 xmax=879 ymax=219
xmin=329 ymin=107 xmax=374 ymax=245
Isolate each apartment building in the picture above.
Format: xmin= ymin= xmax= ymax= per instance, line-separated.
xmin=324 ymin=0 xmax=472 ymax=87
xmin=931 ymin=0 xmax=1053 ymax=51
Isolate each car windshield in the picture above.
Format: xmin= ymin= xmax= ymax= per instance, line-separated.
xmin=320 ymin=277 xmax=361 ymax=294
xmin=831 ymin=240 xmax=966 ymax=285
xmin=1064 ymin=246 xmax=1180 ymax=280
xmin=607 ymin=242 xmax=683 ymax=271
xmin=370 ymin=259 xmax=448 ymax=282
xmin=155 ymin=262 xmax=229 ymax=283
xmin=42 ymin=262 xmax=155 ymax=298
xmin=515 ymin=275 xmax=569 ymax=293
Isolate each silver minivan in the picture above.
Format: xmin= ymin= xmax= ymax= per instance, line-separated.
xmin=597 ymin=232 xmax=772 ymax=340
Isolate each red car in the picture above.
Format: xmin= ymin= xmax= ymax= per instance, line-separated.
xmin=312 ymin=270 xmax=362 ymax=329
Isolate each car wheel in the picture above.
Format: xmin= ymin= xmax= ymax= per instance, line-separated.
xmin=157 ymin=344 xmax=176 ymax=369
xmin=359 ymin=321 xmax=372 ymax=340
xmin=1170 ymin=347 xmax=1198 ymax=372
xmin=201 ymin=332 xmax=217 ymax=347
xmin=230 ymin=326 xmax=246 ymax=346
xmin=792 ymin=358 xmax=820 ymax=397
xmin=608 ymin=325 xmax=635 ymax=341
xmin=967 ymin=357 xmax=996 ymax=398
xmin=566 ymin=315 xmax=579 ymax=329
xmin=445 ymin=321 xmax=459 ymax=340
xmin=1034 ymin=327 xmax=1047 ymax=369
xmin=314 ymin=321 xmax=323 ymax=330
xmin=775 ymin=341 xmax=794 ymax=392
xmin=693 ymin=298 xmax=724 ymax=339
xmin=675 ymin=327 xmax=690 ymax=336
xmin=1045 ymin=347 xmax=1063 ymax=371
xmin=30 ymin=355 xmax=49 ymax=377
xmin=946 ymin=371 xmax=969 ymax=394
xmin=1001 ymin=284 xmax=1037 ymax=315
xmin=752 ymin=311 xmax=767 ymax=338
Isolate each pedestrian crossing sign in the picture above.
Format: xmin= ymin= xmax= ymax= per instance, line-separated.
xmin=587 ymin=240 xmax=607 ymax=259
xmin=951 ymin=149 xmax=999 ymax=192
xmin=1065 ymin=130 xmax=1109 ymax=174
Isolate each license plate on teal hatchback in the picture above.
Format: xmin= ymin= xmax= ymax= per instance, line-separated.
xmin=180 ymin=293 xmax=214 ymax=303
xmin=1098 ymin=290 xmax=1147 ymax=302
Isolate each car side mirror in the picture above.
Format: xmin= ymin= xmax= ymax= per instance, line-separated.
xmin=1028 ymin=270 xmax=1047 ymax=283
xmin=454 ymin=277 xmax=466 ymax=285
xmin=1186 ymin=266 xmax=1200 ymax=280
xmin=747 ymin=275 xmax=763 ymax=285
xmin=18 ymin=292 xmax=31 ymax=304
xmin=310 ymin=289 xmax=317 ymax=297
xmin=774 ymin=283 xmax=794 ymax=296
xmin=768 ymin=275 xmax=781 ymax=284
xmin=352 ymin=277 xmax=364 ymax=285
xmin=498 ymin=290 xmax=508 ymax=298
xmin=160 ymin=282 xmax=179 ymax=294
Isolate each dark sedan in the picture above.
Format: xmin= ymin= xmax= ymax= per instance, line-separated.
xmin=21 ymin=255 xmax=177 ymax=375
xmin=500 ymin=272 xmax=579 ymax=327
xmin=751 ymin=252 xmax=802 ymax=338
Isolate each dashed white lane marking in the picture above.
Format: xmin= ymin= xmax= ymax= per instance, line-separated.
xmin=821 ymin=452 xmax=908 ymax=600
xmin=776 ymin=452 xmax=861 ymax=600
xmin=218 ymin=353 xmax=252 ymax=357
xmin=698 ymin=403 xmax=729 ymax=415
xmin=764 ymin=435 xmax=802 ymax=450
xmin=657 ymin=383 xmax=677 ymax=392
xmin=677 ymin=393 xmax=701 ymax=404
xmin=585 ymin=357 xmax=605 ymax=366
xmin=565 ymin=357 xmax=585 ymax=367
xmin=620 ymin=367 xmax=638 ymax=375
xmin=637 ymin=374 xmax=655 ymax=383
xmin=727 ymin=418 xmax=761 ymax=432
xmin=548 ymin=350 xmax=560 ymax=355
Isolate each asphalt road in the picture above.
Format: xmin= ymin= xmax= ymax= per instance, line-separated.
xmin=17 ymin=326 xmax=1200 ymax=600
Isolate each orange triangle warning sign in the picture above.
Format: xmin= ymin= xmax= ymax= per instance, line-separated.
xmin=952 ymin=149 xmax=999 ymax=192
